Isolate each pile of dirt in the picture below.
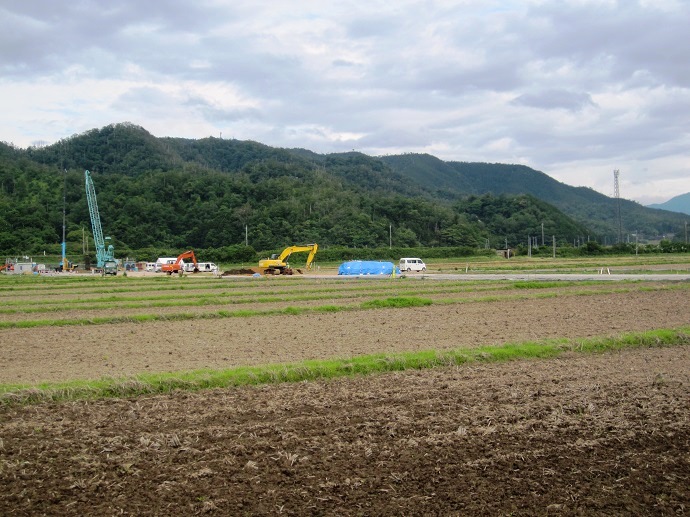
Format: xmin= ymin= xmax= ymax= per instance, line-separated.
xmin=222 ymin=268 xmax=258 ymax=275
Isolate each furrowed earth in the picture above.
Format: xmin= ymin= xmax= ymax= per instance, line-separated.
xmin=1 ymin=275 xmax=689 ymax=515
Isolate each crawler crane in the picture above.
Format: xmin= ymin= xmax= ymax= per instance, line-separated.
xmin=85 ymin=170 xmax=117 ymax=275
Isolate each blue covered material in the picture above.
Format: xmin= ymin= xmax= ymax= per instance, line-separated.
xmin=338 ymin=260 xmax=400 ymax=276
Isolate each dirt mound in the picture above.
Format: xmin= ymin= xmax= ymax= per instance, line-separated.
xmin=222 ymin=268 xmax=259 ymax=275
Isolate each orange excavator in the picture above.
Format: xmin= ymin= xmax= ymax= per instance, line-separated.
xmin=161 ymin=250 xmax=199 ymax=276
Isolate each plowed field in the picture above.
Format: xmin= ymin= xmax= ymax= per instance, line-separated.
xmin=1 ymin=274 xmax=689 ymax=515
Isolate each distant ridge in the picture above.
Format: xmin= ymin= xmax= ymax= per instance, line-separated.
xmin=648 ymin=192 xmax=690 ymax=216
xmin=379 ymin=153 xmax=688 ymax=238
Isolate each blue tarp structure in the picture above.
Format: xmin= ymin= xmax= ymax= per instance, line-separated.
xmin=338 ymin=260 xmax=400 ymax=276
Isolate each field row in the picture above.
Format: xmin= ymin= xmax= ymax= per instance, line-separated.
xmin=1 ymin=278 xmax=687 ymax=326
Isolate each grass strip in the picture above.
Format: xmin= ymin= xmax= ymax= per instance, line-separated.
xmin=0 ymin=296 xmax=438 ymax=328
xmin=1 ymin=326 xmax=688 ymax=405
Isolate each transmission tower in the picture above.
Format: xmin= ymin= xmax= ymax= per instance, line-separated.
xmin=613 ymin=169 xmax=622 ymax=244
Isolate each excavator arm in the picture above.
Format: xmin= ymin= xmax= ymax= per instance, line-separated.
xmin=304 ymin=244 xmax=318 ymax=269
xmin=175 ymin=250 xmax=198 ymax=267
xmin=277 ymin=245 xmax=318 ymax=265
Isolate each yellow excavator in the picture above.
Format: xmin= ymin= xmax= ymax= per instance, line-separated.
xmin=257 ymin=244 xmax=318 ymax=275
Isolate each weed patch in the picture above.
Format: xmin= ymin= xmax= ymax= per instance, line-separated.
xmin=361 ymin=296 xmax=433 ymax=309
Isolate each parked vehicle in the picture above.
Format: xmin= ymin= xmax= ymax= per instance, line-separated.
xmin=185 ymin=261 xmax=218 ymax=273
xmin=399 ymin=257 xmax=426 ymax=272
xmin=103 ymin=260 xmax=118 ymax=276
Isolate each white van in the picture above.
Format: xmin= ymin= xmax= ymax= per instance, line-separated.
xmin=198 ymin=262 xmax=219 ymax=273
xmin=182 ymin=262 xmax=218 ymax=273
xmin=399 ymin=257 xmax=426 ymax=272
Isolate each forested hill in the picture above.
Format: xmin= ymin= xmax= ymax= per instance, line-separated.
xmin=380 ymin=154 xmax=688 ymax=238
xmin=0 ymin=123 xmax=683 ymax=257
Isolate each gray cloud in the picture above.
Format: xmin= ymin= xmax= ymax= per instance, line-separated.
xmin=0 ymin=0 xmax=688 ymax=204
xmin=512 ymin=90 xmax=595 ymax=110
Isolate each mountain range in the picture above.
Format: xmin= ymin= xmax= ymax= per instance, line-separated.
xmin=0 ymin=123 xmax=687 ymax=256
xmin=648 ymin=193 xmax=690 ymax=216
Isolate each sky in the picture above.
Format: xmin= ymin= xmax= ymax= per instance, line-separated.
xmin=1 ymin=1 xmax=688 ymax=205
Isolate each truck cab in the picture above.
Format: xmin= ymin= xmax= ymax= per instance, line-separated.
xmin=103 ymin=260 xmax=118 ymax=276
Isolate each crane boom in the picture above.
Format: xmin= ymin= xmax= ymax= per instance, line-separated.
xmin=85 ymin=170 xmax=115 ymax=270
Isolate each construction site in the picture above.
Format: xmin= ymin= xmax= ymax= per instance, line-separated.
xmin=1 ymin=170 xmax=326 ymax=278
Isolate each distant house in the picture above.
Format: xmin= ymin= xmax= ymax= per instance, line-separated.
xmin=496 ymin=248 xmax=514 ymax=259
xmin=13 ymin=261 xmax=35 ymax=274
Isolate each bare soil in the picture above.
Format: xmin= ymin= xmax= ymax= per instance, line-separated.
xmin=0 ymin=286 xmax=689 ymax=514
xmin=1 ymin=346 xmax=688 ymax=515
xmin=0 ymin=289 xmax=688 ymax=385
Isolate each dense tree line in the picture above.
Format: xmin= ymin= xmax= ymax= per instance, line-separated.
xmin=0 ymin=165 xmax=590 ymax=257
xmin=5 ymin=122 xmax=682 ymax=259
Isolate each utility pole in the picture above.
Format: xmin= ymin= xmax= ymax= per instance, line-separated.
xmin=541 ymin=222 xmax=544 ymax=246
xmin=61 ymin=169 xmax=67 ymax=270
xmin=389 ymin=224 xmax=392 ymax=249
xmin=552 ymin=235 xmax=556 ymax=258
xmin=614 ymin=169 xmax=622 ymax=244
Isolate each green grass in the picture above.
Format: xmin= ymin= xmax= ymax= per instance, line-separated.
xmin=2 ymin=326 xmax=688 ymax=405
xmin=361 ymin=296 xmax=434 ymax=308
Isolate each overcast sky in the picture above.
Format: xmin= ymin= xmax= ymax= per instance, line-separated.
xmin=1 ymin=1 xmax=688 ymax=205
